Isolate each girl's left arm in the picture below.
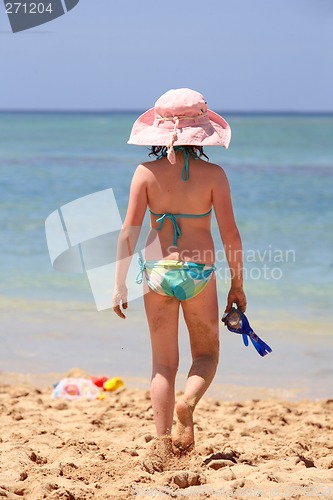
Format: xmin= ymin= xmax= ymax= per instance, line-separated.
xmin=212 ymin=167 xmax=247 ymax=313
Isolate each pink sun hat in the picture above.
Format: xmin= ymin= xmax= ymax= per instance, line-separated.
xmin=127 ymin=88 xmax=231 ymax=163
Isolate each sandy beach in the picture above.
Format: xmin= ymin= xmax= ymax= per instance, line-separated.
xmin=0 ymin=370 xmax=332 ymax=500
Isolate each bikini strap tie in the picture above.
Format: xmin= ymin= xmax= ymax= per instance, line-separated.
xmin=156 ymin=145 xmax=198 ymax=181
xmin=155 ymin=213 xmax=182 ymax=246
xmin=135 ymin=257 xmax=145 ymax=284
xmin=179 ymin=146 xmax=190 ymax=181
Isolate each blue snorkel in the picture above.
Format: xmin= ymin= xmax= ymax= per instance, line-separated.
xmin=222 ymin=307 xmax=272 ymax=357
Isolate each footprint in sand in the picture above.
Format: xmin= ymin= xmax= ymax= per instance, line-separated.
xmin=141 ymin=436 xmax=174 ymax=474
xmin=172 ymin=400 xmax=195 ymax=453
xmin=203 ymin=450 xmax=238 ymax=470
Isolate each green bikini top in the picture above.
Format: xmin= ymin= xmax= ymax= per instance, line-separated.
xmin=150 ymin=146 xmax=212 ymax=246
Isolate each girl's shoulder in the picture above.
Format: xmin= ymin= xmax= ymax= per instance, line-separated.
xmin=197 ymin=159 xmax=228 ymax=180
xmin=135 ymin=158 xmax=162 ymax=173
xmin=133 ymin=158 xmax=171 ymax=181
xmin=132 ymin=158 xmax=228 ymax=186
xmin=132 ymin=161 xmax=157 ymax=178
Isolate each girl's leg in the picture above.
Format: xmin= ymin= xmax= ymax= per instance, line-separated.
xmin=144 ymin=288 xmax=180 ymax=437
xmin=173 ymin=276 xmax=219 ymax=449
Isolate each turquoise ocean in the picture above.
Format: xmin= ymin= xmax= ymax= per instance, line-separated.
xmin=0 ymin=112 xmax=332 ymax=399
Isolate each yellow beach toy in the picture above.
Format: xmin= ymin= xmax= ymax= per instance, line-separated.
xmin=103 ymin=377 xmax=124 ymax=391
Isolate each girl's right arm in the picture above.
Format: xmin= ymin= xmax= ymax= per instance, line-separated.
xmin=113 ymin=165 xmax=148 ymax=318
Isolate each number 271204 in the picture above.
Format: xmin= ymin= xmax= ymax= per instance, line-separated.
xmin=5 ymin=3 xmax=53 ymax=14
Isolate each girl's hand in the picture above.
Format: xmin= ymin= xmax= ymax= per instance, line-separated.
xmin=225 ymin=286 xmax=247 ymax=313
xmin=112 ymin=285 xmax=128 ymax=319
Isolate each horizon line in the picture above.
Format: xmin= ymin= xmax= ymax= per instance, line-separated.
xmin=0 ymin=108 xmax=333 ymax=116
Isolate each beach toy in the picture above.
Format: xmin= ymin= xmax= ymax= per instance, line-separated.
xmin=52 ymin=377 xmax=101 ymax=401
xmin=103 ymin=377 xmax=124 ymax=391
xmin=222 ymin=307 xmax=272 ymax=357
xmin=90 ymin=376 xmax=108 ymax=388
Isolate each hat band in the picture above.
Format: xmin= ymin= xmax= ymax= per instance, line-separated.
xmin=155 ymin=110 xmax=208 ymax=127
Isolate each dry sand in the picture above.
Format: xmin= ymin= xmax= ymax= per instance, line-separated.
xmin=0 ymin=370 xmax=332 ymax=500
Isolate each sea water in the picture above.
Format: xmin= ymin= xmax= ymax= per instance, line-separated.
xmin=0 ymin=112 xmax=332 ymax=397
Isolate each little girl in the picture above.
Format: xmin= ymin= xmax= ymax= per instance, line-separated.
xmin=112 ymin=88 xmax=246 ymax=457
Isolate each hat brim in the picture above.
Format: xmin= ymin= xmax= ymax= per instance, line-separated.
xmin=127 ymin=108 xmax=231 ymax=149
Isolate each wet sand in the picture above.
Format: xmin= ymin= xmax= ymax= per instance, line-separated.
xmin=1 ymin=295 xmax=333 ymax=401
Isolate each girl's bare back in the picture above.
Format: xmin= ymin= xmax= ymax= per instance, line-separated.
xmin=135 ymin=152 xmax=231 ymax=263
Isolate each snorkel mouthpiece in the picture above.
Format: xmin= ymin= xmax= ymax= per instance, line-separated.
xmin=222 ymin=307 xmax=272 ymax=357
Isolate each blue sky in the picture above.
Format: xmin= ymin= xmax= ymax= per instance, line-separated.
xmin=1 ymin=0 xmax=332 ymax=111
